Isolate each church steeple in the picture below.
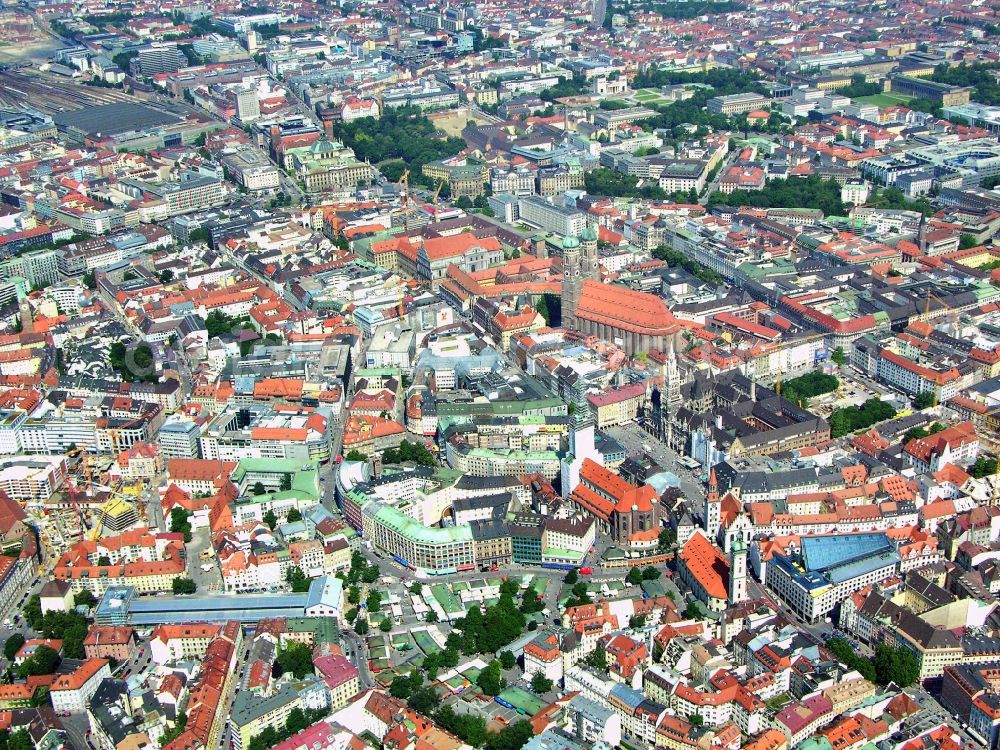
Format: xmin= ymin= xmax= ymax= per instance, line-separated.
xmin=662 ymin=338 xmax=680 ymax=449
xmin=728 ymin=534 xmax=748 ymax=604
xmin=560 ymin=235 xmax=582 ymax=329
xmin=705 ymin=467 xmax=721 ymax=540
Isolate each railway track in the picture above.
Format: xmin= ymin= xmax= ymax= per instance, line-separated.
xmin=0 ymin=69 xmax=147 ymax=114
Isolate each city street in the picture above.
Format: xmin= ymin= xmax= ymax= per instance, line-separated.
xmin=604 ymin=422 xmax=707 ymax=502
xmin=339 ymin=627 xmax=374 ymax=690
xmin=61 ymin=713 xmax=92 ymax=750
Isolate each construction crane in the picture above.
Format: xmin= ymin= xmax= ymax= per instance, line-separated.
xmin=923 ymin=289 xmax=952 ymax=320
xmin=106 ymin=416 xmax=145 ymax=456
xmin=432 ymin=178 xmax=447 ymax=224
xmin=63 ymin=446 xmax=95 ymax=542
xmin=67 ymin=445 xmax=92 ymax=483
xmin=397 ymin=168 xmax=413 ymax=232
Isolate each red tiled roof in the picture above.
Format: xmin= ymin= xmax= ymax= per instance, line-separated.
xmin=575 ymin=280 xmax=678 ymax=336
xmin=678 ymin=532 xmax=729 ymax=601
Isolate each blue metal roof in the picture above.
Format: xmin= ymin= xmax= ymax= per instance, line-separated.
xmin=801 ymin=533 xmax=894 ymax=573
xmin=129 ymin=606 xmax=305 ymax=625
xmin=123 ymin=592 xmax=311 ymax=624
xmin=609 ymin=682 xmax=645 ymax=710
xmin=130 ymin=592 xmax=309 ymax=613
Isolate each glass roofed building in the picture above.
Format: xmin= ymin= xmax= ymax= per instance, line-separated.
xmin=766 ymin=532 xmax=901 ymax=623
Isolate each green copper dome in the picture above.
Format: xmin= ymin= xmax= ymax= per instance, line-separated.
xmin=562 ymin=235 xmax=580 ymax=249
xmin=579 ymin=226 xmax=598 ymax=242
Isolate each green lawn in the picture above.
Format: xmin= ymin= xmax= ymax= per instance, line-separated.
xmin=854 ymin=93 xmax=913 ymax=108
xmin=634 ymin=88 xmax=669 ymax=104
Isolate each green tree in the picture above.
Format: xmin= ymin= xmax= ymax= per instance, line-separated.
xmin=707 ymin=174 xmax=845 ymax=216
xmin=565 ymin=581 xmax=592 ymax=608
xmin=642 ymin=566 xmax=661 ymax=580
xmin=629 ymin=614 xmax=647 ymax=628
xmin=873 ymin=642 xmax=920 ymax=687
xmin=564 ymin=569 xmax=578 ymax=585
xmin=62 ymin=621 xmax=89 ymax=659
xmin=929 ymin=61 xmax=1000 ymax=107
xmin=286 ymin=507 xmax=302 ymax=523
xmin=286 ymin=566 xmax=311 ymax=593
xmin=584 ymin=647 xmax=607 ymax=671
xmin=354 ymin=618 xmax=369 ymax=635
xmin=435 ymin=705 xmax=488 ymax=747
xmin=3 ymin=633 xmax=24 ymax=661
xmin=485 ymin=721 xmax=534 ymax=750
xmin=626 ymin=567 xmax=643 ymax=585
xmin=275 ymin=641 xmax=314 ymax=679
xmin=7 ymin=731 xmax=34 ymax=750
xmin=334 ymin=106 xmax=466 ymax=188
xmin=169 ymin=507 xmax=192 ymax=542
xmin=499 ymin=650 xmax=516 ymax=670
xmin=520 ymin=585 xmax=543 ymax=613
xmin=390 ymin=671 xmax=419 ymax=699
xmin=530 ymin=671 xmax=553 ymax=694
xmin=426 ymin=610 xmax=439 ymax=623
xmin=969 ymin=456 xmax=999 ymax=478
xmin=263 ymin=509 xmax=278 ymax=530
xmin=382 ymin=440 xmax=436 ymax=466
xmin=73 ymin=588 xmax=99 ymax=609
xmin=285 ymin=707 xmax=308 ymax=735
xmin=689 ymin=714 xmax=704 ymax=727
xmin=826 ymin=637 xmax=876 ymax=682
xmin=17 ymin=645 xmax=60 ymax=677
xmin=22 ymin=595 xmax=42 ymax=629
xmin=658 ymin=527 xmax=676 ymax=551
xmin=98 ymin=556 xmax=112 ymax=566
xmin=251 ymin=482 xmax=267 ymax=496
xmin=475 ymin=659 xmax=506 ymax=696
xmin=380 ymin=617 xmax=393 ymax=632
xmin=779 ymin=371 xmax=839 ymax=407
xmin=831 ymin=346 xmax=846 ymax=366
xmin=366 ymin=590 xmax=383 ymax=611
xmin=913 ymin=391 xmax=936 ymax=409
xmin=172 ymin=578 xmax=196 ymax=595
xmin=345 ymin=449 xmax=367 ymax=461
xmin=455 ymin=195 xmax=474 ymax=210
xmin=408 ymin=684 xmax=440 ymax=715
xmin=347 ymin=586 xmax=361 ymax=604
xmin=829 ymin=398 xmax=896 ymax=438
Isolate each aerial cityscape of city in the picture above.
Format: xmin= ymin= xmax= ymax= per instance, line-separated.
xmin=1 ymin=1 xmax=1000 ymax=750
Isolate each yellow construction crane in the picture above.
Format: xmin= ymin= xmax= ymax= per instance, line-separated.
xmin=923 ymin=289 xmax=951 ymax=320
xmin=432 ymin=178 xmax=447 ymax=223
